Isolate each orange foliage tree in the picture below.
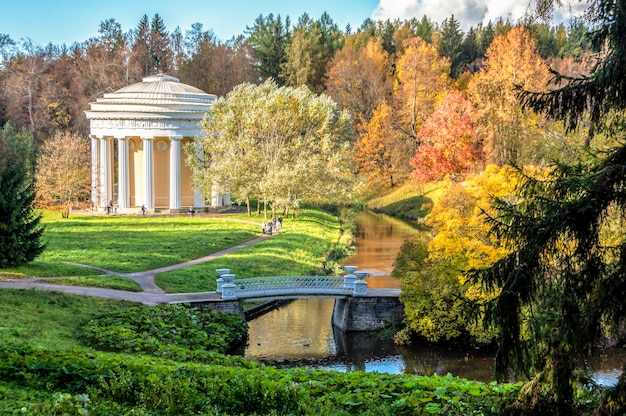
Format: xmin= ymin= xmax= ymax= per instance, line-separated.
xmin=325 ymin=36 xmax=391 ymax=128
xmin=393 ymin=37 xmax=450 ymax=141
xmin=411 ymin=91 xmax=484 ymax=182
xmin=35 ymin=131 xmax=92 ymax=218
xmin=467 ymin=26 xmax=550 ymax=165
xmin=353 ymin=100 xmax=396 ymax=187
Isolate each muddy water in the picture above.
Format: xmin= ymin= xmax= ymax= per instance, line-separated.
xmin=243 ymin=211 xmax=624 ymax=385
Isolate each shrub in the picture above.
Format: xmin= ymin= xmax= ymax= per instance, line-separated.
xmin=77 ymin=304 xmax=248 ymax=355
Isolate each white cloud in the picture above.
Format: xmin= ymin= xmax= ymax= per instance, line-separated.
xmin=372 ymin=0 xmax=588 ymax=30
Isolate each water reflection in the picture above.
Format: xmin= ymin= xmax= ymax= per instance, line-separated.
xmin=245 ymin=298 xmax=496 ymax=382
xmin=344 ymin=210 xmax=423 ymax=288
xmin=245 ymin=298 xmax=337 ymax=361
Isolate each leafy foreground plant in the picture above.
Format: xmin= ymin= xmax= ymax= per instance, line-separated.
xmin=0 ymin=342 xmax=523 ymax=415
xmin=78 ymin=304 xmax=248 ymax=359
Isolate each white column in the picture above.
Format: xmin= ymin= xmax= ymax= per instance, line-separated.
xmin=90 ymin=135 xmax=99 ymax=209
xmin=193 ymin=140 xmax=204 ymax=209
xmin=99 ymin=137 xmax=110 ymax=210
xmin=169 ymin=136 xmax=182 ymax=210
xmin=142 ymin=137 xmax=154 ymax=209
xmin=117 ymin=137 xmax=129 ymax=212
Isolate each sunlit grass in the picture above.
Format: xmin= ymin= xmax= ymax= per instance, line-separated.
xmin=367 ymin=181 xmax=446 ymax=219
xmin=156 ymin=208 xmax=343 ymax=293
xmin=44 ymin=276 xmax=142 ymax=292
xmin=0 ymin=212 xmax=260 ymax=278
xmin=0 ymin=289 xmax=134 ymax=349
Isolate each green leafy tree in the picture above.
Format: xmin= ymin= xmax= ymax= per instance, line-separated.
xmin=190 ymin=80 xmax=357 ymax=217
xmin=469 ymin=0 xmax=626 ymax=414
xmin=0 ymin=124 xmax=45 ymax=267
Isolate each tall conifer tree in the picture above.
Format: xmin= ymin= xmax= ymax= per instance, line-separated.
xmin=0 ymin=124 xmax=45 ymax=267
xmin=470 ymin=0 xmax=626 ymax=414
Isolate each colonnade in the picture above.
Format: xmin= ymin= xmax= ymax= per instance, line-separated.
xmin=90 ymin=135 xmax=204 ymax=213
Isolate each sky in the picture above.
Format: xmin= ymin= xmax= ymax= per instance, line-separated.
xmin=1 ymin=0 xmax=587 ymax=47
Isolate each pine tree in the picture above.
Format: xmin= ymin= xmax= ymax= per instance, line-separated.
xmin=0 ymin=124 xmax=45 ymax=268
xmin=246 ymin=14 xmax=291 ymax=84
xmin=470 ymin=0 xmax=626 ymax=414
xmin=438 ymin=15 xmax=466 ymax=78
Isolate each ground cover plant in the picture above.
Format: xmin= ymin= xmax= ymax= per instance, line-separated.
xmin=0 ymin=211 xmax=260 ymax=279
xmin=78 ymin=304 xmax=248 ymax=355
xmin=0 ymin=342 xmax=525 ymax=415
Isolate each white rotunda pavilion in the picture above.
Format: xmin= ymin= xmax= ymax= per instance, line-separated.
xmin=85 ymin=74 xmax=229 ymax=213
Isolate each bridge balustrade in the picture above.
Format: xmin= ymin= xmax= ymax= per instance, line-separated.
xmin=218 ymin=267 xmax=369 ymax=300
xmin=236 ymin=275 xmax=346 ymax=293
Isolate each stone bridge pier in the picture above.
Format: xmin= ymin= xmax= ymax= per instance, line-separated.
xmin=331 ymin=294 xmax=404 ymax=332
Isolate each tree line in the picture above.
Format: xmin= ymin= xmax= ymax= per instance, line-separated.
xmin=0 ymin=11 xmax=596 ymax=222
xmin=0 ymin=11 xmax=590 ymax=144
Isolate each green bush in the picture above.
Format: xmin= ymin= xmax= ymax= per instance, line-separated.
xmin=77 ymin=304 xmax=247 ymax=355
xmin=0 ymin=342 xmax=523 ymax=415
xmin=0 ymin=344 xmax=305 ymax=415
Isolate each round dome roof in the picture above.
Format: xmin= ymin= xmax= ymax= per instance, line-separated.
xmin=90 ymin=73 xmax=216 ymax=108
xmin=85 ymin=74 xmax=216 ymax=138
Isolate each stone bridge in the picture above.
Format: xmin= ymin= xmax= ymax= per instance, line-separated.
xmin=168 ymin=267 xmax=404 ymax=332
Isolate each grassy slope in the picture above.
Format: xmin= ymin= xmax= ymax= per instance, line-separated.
xmin=156 ymin=207 xmax=342 ymax=292
xmin=366 ymin=181 xmax=447 ymax=221
xmin=0 ymin=289 xmax=134 ymax=349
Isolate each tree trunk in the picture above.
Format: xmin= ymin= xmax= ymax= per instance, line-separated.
xmin=27 ymin=82 xmax=36 ymax=141
xmin=263 ymin=196 xmax=267 ymax=220
xmin=246 ymin=196 xmax=251 ymax=216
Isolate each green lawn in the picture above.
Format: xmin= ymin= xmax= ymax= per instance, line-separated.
xmin=0 ymin=208 xmax=345 ymax=295
xmin=44 ymin=275 xmax=143 ymax=291
xmin=0 ymin=212 xmax=261 ymax=279
xmin=0 ymin=288 xmax=134 ymax=349
xmin=156 ymin=208 xmax=344 ymax=292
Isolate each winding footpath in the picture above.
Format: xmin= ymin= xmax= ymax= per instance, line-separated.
xmin=0 ymin=234 xmax=272 ymax=306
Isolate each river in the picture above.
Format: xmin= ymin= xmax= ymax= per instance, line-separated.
xmin=244 ymin=211 xmax=624 ymax=385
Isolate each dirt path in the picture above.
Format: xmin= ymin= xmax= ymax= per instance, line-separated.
xmin=0 ymin=234 xmax=273 ymax=304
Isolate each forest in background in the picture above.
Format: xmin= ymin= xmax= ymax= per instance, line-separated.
xmin=0 ymin=11 xmax=599 ymax=189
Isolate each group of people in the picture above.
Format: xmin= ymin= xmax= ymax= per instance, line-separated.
xmin=261 ymin=217 xmax=282 ymax=235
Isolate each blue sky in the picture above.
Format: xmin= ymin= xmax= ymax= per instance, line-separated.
xmin=1 ymin=0 xmax=379 ymax=46
xmin=1 ymin=0 xmax=586 ymax=47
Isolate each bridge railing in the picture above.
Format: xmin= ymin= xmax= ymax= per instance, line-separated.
xmin=217 ymin=267 xmax=369 ymax=299
xmin=233 ymin=275 xmax=346 ymax=292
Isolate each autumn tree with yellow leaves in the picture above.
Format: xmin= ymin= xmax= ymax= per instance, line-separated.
xmin=467 ymin=26 xmax=550 ymax=166
xmin=35 ymin=131 xmax=92 ymax=218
